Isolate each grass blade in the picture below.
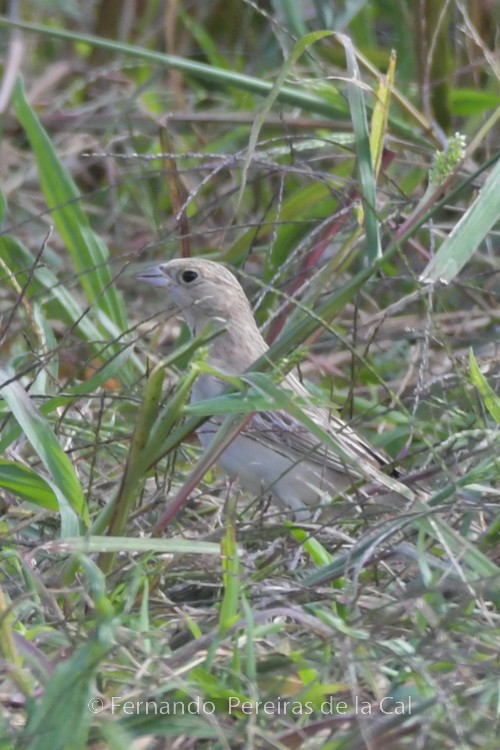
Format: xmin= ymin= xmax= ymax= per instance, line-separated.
xmin=12 ymin=81 xmax=126 ymax=329
xmin=0 ymin=459 xmax=59 ymax=511
xmin=420 ymin=152 xmax=500 ymax=283
xmin=0 ymin=368 xmax=88 ymax=532
xmin=339 ymin=33 xmax=381 ymax=261
xmin=469 ymin=349 xmax=500 ymax=423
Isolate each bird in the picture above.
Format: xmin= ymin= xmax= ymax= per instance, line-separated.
xmin=138 ymin=258 xmax=404 ymax=521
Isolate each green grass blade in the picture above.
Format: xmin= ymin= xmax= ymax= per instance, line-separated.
xmin=2 ymin=20 xmax=348 ymax=118
xmin=1 ymin=233 xmax=143 ymax=382
xmin=219 ymin=519 xmax=241 ymax=632
xmin=0 ymin=16 xmax=428 ymax=142
xmin=43 ymin=536 xmax=222 ymax=555
xmin=0 ymin=368 xmax=88 ymax=531
xmin=24 ymin=613 xmax=113 ymax=749
xmin=1 ymin=235 xmax=114 ymax=341
xmin=11 ymin=80 xmax=129 ymax=328
xmin=420 ymin=152 xmax=500 ymax=283
xmin=469 ymin=349 xmax=500 ymax=424
xmin=236 ymin=30 xmax=333 ymax=214
xmin=0 ymin=459 xmax=59 ymax=511
xmin=339 ymin=33 xmax=381 ymax=261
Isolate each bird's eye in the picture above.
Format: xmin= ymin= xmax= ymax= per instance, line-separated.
xmin=180 ymin=270 xmax=198 ymax=283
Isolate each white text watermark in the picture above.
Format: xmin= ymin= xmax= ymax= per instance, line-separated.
xmin=88 ymin=695 xmax=412 ymax=717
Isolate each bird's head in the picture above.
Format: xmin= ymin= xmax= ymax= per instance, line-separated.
xmin=137 ymin=258 xmax=255 ymax=337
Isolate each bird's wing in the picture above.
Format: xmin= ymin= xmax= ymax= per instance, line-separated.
xmin=245 ymin=404 xmax=390 ymax=479
xmin=194 ymin=368 xmax=396 ymax=478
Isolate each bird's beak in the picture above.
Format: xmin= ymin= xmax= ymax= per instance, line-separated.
xmin=136 ymin=265 xmax=170 ymax=287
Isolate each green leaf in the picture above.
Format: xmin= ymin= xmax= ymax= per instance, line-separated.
xmin=450 ymin=88 xmax=500 ymax=116
xmin=0 ymin=17 xmax=428 ymax=143
xmin=0 ymin=368 xmax=88 ymax=532
xmin=10 ymin=80 xmax=143 ymax=386
xmin=420 ymin=153 xmax=500 ymax=284
xmin=339 ymin=33 xmax=381 ymax=261
xmin=12 ymin=81 xmax=126 ymax=328
xmin=24 ymin=621 xmax=114 ymax=750
xmin=288 ymin=525 xmax=333 ymax=566
xmin=219 ymin=521 xmax=241 ymax=632
xmin=236 ymin=30 xmax=333 ymax=215
xmin=0 ymin=235 xmax=110 ymax=338
xmin=0 ymin=460 xmax=59 ymax=511
xmin=0 ymin=234 xmax=143 ymax=381
xmin=42 ymin=536 xmax=222 ymax=555
xmin=31 ymin=303 xmax=58 ymax=395
xmin=469 ymin=349 xmax=500 ymax=423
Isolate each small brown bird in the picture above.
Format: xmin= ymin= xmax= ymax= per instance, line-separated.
xmin=139 ymin=258 xmax=403 ymax=519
